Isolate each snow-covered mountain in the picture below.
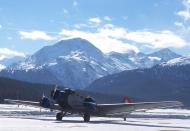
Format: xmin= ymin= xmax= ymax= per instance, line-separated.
xmin=0 ymin=38 xmax=181 ymax=88
xmin=0 ymin=38 xmax=129 ymax=88
xmin=148 ymin=48 xmax=181 ymax=61
xmin=108 ymin=48 xmax=181 ymax=69
xmin=0 ymin=56 xmax=26 ymax=71
xmin=161 ymin=56 xmax=190 ymax=66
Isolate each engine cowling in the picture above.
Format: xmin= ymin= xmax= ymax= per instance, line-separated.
xmin=40 ymin=96 xmax=52 ymax=108
xmin=83 ymin=97 xmax=97 ymax=113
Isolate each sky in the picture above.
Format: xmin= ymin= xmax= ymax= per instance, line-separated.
xmin=0 ymin=0 xmax=190 ymax=59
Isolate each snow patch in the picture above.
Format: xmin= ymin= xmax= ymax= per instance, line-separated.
xmin=48 ymin=62 xmax=57 ymax=66
xmin=0 ymin=64 xmax=6 ymax=71
xmin=161 ymin=56 xmax=190 ymax=66
xmin=148 ymin=56 xmax=161 ymax=61
xmin=21 ymin=63 xmax=35 ymax=70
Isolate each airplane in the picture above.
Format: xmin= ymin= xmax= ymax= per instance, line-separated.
xmin=4 ymin=87 xmax=183 ymax=122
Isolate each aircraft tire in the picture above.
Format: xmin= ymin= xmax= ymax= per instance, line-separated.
xmin=124 ymin=117 xmax=126 ymax=121
xmin=56 ymin=112 xmax=63 ymax=121
xmin=83 ymin=113 xmax=90 ymax=122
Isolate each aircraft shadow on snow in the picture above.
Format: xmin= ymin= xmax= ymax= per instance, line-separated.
xmin=55 ymin=119 xmax=190 ymax=130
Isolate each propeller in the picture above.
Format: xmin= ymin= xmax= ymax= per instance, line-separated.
xmin=51 ymin=85 xmax=60 ymax=100
xmin=40 ymin=91 xmax=55 ymax=110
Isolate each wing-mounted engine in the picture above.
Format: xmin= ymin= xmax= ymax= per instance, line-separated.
xmin=83 ymin=96 xmax=97 ymax=113
xmin=40 ymin=96 xmax=54 ymax=108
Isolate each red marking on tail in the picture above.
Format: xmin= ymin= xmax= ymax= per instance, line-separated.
xmin=123 ymin=96 xmax=133 ymax=103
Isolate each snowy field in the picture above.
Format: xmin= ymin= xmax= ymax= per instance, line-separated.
xmin=0 ymin=104 xmax=190 ymax=131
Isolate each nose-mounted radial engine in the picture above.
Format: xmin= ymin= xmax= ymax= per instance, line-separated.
xmin=50 ymin=88 xmax=78 ymax=120
xmin=50 ymin=87 xmax=97 ymax=122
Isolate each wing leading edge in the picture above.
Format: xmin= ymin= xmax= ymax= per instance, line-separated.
xmin=96 ymin=101 xmax=183 ymax=116
xmin=4 ymin=99 xmax=62 ymax=111
xmin=4 ymin=99 xmax=183 ymax=117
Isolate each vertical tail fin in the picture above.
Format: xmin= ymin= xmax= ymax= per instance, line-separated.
xmin=123 ymin=96 xmax=133 ymax=103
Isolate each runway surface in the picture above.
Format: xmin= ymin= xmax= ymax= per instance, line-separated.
xmin=0 ymin=104 xmax=190 ymax=131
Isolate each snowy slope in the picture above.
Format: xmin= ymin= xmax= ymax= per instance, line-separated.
xmin=161 ymin=56 xmax=190 ymax=66
xmin=0 ymin=64 xmax=6 ymax=71
xmin=0 ymin=56 xmax=26 ymax=70
xmin=0 ymin=104 xmax=190 ymax=131
xmin=148 ymin=48 xmax=181 ymax=61
xmin=108 ymin=48 xmax=181 ymax=69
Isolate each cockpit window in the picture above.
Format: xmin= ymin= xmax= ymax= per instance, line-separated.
xmin=64 ymin=88 xmax=75 ymax=95
xmin=84 ymin=97 xmax=96 ymax=103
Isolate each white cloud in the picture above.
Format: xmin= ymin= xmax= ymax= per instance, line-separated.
xmin=73 ymin=1 xmax=78 ymax=7
xmin=0 ymin=55 xmax=6 ymax=61
xmin=98 ymin=24 xmax=127 ymax=39
xmin=175 ymin=0 xmax=190 ymax=37
xmin=177 ymin=0 xmax=190 ymax=21
xmin=17 ymin=23 xmax=186 ymax=54
xmin=174 ymin=22 xmax=184 ymax=27
xmin=123 ymin=16 xmax=128 ymax=21
xmin=125 ymin=30 xmax=186 ymax=48
xmin=88 ymin=17 xmax=102 ymax=24
xmin=74 ymin=24 xmax=82 ymax=29
xmin=74 ymin=22 xmax=101 ymax=29
xmin=19 ymin=30 xmax=56 ymax=41
xmin=0 ymin=48 xmax=25 ymax=57
xmin=59 ymin=26 xmax=139 ymax=53
xmin=59 ymin=23 xmax=186 ymax=52
xmin=0 ymin=24 xmax=2 ymax=29
xmin=7 ymin=37 xmax=13 ymax=40
xmin=177 ymin=11 xmax=190 ymax=21
xmin=73 ymin=23 xmax=92 ymax=29
xmin=104 ymin=16 xmax=112 ymax=21
xmin=63 ymin=9 xmax=69 ymax=14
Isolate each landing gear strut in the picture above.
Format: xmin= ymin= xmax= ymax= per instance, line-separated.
xmin=83 ymin=113 xmax=90 ymax=122
xmin=56 ymin=112 xmax=66 ymax=121
xmin=124 ymin=117 xmax=126 ymax=121
xmin=124 ymin=114 xmax=127 ymax=121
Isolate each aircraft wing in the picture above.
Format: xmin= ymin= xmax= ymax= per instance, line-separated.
xmin=4 ymin=99 xmax=62 ymax=111
xmin=96 ymin=101 xmax=183 ymax=116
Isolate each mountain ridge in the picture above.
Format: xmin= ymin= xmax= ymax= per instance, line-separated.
xmin=0 ymin=38 xmax=182 ymax=88
xmin=86 ymin=56 xmax=190 ymax=106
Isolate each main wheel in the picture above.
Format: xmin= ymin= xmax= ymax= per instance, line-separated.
xmin=56 ymin=112 xmax=63 ymax=121
xmin=124 ymin=117 xmax=126 ymax=121
xmin=124 ymin=114 xmax=127 ymax=121
xmin=83 ymin=113 xmax=90 ymax=122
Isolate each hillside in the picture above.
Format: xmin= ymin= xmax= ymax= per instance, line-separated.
xmin=0 ymin=77 xmax=124 ymax=104
xmin=87 ymin=57 xmax=190 ymax=107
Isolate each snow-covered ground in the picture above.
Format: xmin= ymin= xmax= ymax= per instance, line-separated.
xmin=0 ymin=104 xmax=190 ymax=131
